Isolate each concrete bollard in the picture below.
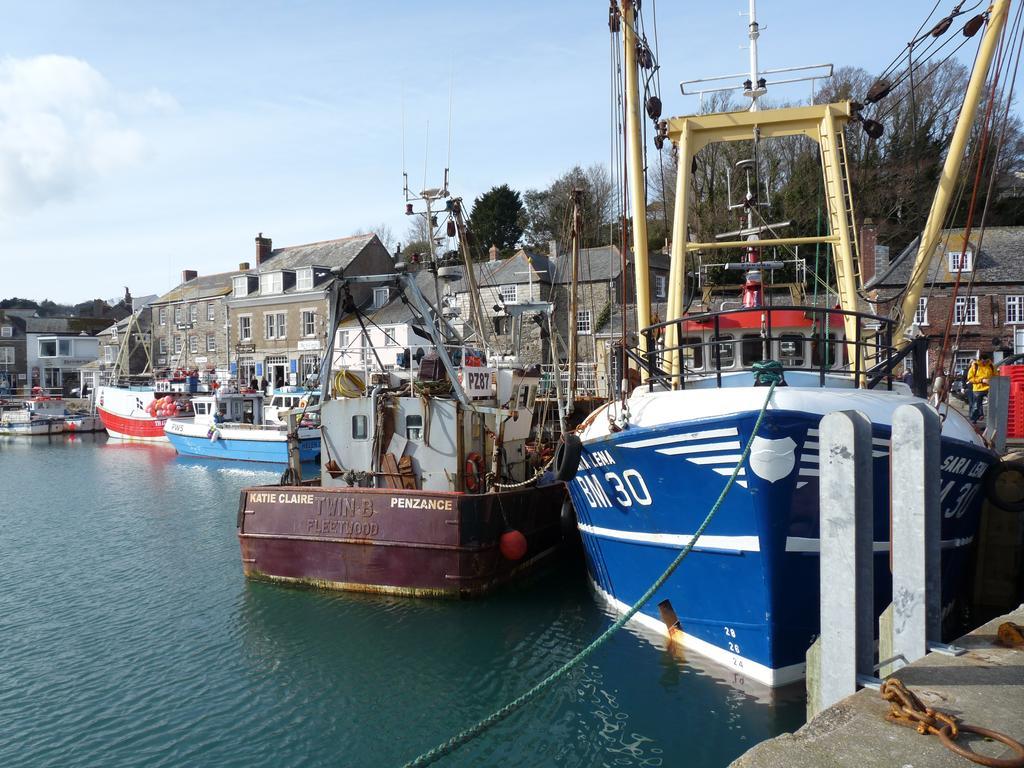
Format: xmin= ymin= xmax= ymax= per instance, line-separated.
xmin=813 ymin=410 xmax=874 ymax=714
xmin=890 ymin=403 xmax=941 ymax=665
xmin=987 ymin=376 xmax=1010 ymax=454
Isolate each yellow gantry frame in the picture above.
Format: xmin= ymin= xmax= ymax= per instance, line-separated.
xmin=664 ymin=103 xmax=861 ymax=383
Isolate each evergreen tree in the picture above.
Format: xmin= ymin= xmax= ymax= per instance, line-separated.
xmin=467 ymin=185 xmax=524 ymax=258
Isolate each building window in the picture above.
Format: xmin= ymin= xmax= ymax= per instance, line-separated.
xmin=0 ymin=347 xmax=15 ymax=364
xmin=104 ymin=347 xmax=114 ymax=363
xmin=173 ymin=336 xmax=182 ymax=354
xmin=953 ymin=350 xmax=978 ymax=375
xmin=302 ymin=310 xmax=316 ymax=337
xmin=948 ymin=250 xmax=974 ymax=273
xmin=654 ymin=274 xmax=668 ymax=300
xmin=207 ymin=302 xmax=215 ymax=321
xmin=265 ymin=313 xmax=286 ymax=339
xmin=239 ymin=316 xmax=252 ymax=341
xmin=384 ymin=326 xmax=399 ymax=347
xmin=499 ymin=285 xmax=518 ymax=304
xmin=300 ymin=354 xmax=318 ymax=381
xmin=206 ymin=333 xmax=216 ymax=352
xmin=576 ymin=310 xmax=593 ymax=335
xmin=260 ymin=272 xmax=283 ymax=295
xmin=159 ymin=338 xmax=168 ymax=355
xmin=38 ymin=339 xmax=73 ymax=357
xmin=914 ymin=297 xmax=928 ymax=326
xmin=406 ymin=414 xmax=423 ymax=440
xmin=0 ymin=326 xmax=11 ymax=338
xmin=296 ymin=269 xmax=314 ymax=292
xmin=373 ymin=287 xmax=389 ymax=308
xmin=1006 ymin=295 xmax=1024 ymax=324
xmin=233 ymin=276 xmax=249 ymax=298
xmin=954 ymin=295 xmax=979 ymax=325
xmin=352 ymin=414 xmax=368 ymax=440
xmin=158 ymin=307 xmax=166 ymax=325
xmin=189 ymin=304 xmax=198 ymax=324
xmin=174 ymin=306 xmax=183 ymax=325
xmin=337 ymin=330 xmax=350 ymax=348
xmin=189 ymin=335 xmax=198 ymax=354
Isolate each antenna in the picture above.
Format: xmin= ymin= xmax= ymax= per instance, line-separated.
xmin=446 ymin=66 xmax=454 ymax=184
xmin=422 ymin=119 xmax=429 ymax=194
xmin=401 ymin=85 xmax=409 ymax=200
xmin=679 ymin=0 xmax=832 ymax=110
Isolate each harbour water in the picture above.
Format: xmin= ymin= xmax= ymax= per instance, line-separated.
xmin=0 ymin=436 xmax=804 ymax=767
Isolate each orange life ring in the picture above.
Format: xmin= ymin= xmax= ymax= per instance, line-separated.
xmin=465 ymin=452 xmax=484 ymax=493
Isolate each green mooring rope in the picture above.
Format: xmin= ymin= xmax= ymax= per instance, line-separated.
xmin=401 ymin=376 xmax=782 ymax=768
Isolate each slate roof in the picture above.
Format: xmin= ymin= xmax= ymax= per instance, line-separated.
xmin=446 ymin=251 xmax=553 ymax=293
xmin=152 ymin=271 xmax=238 ymax=304
xmin=870 ymin=226 xmax=1024 ymax=288
xmin=23 ymin=316 xmax=109 ymax=335
xmin=340 ymin=269 xmax=437 ymax=327
xmin=260 ymin=233 xmax=378 ymax=273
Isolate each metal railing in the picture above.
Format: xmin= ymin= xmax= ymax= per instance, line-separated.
xmin=639 ymin=305 xmax=899 ymax=390
xmin=538 ymin=363 xmax=600 ymax=398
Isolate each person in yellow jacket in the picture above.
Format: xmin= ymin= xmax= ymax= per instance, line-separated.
xmin=967 ymin=353 xmax=996 ymax=423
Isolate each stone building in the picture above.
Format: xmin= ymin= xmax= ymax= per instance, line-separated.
xmin=0 ymin=310 xmax=28 ymax=394
xmin=23 ymin=316 xmax=107 ymax=394
xmin=864 ymin=225 xmax=1024 ymax=376
xmin=228 ymin=233 xmax=395 ymax=388
xmin=149 ymin=270 xmax=238 ymax=378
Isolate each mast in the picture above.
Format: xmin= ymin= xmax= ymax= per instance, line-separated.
xmin=622 ymin=0 xmax=651 ymax=367
xmin=895 ymin=0 xmax=1011 ymax=346
xmin=746 ymin=0 xmax=765 ymax=111
xmin=567 ymin=188 xmax=582 ymax=407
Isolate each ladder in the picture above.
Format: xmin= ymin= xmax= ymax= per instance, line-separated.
xmin=818 ymin=124 xmax=862 ymax=311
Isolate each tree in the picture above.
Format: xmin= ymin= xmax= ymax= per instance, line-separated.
xmin=522 ymin=164 xmax=615 ymax=249
xmin=466 ymin=185 xmax=524 ymax=259
xmin=357 ymin=223 xmax=395 ymax=254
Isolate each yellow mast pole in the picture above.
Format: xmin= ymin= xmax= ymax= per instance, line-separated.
xmin=665 ymin=123 xmax=692 ymax=384
xmin=622 ymin=0 xmax=652 ymax=374
xmin=895 ymin=0 xmax=1010 ymax=345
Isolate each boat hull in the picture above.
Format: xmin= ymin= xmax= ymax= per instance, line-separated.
xmin=0 ymin=420 xmax=65 ymax=436
xmin=64 ymin=415 xmax=104 ymax=433
xmin=237 ymin=483 xmax=566 ymax=597
xmin=568 ymin=388 xmax=995 ymax=687
xmin=96 ymin=387 xmax=166 ymax=442
xmin=165 ymin=420 xmax=320 ymax=463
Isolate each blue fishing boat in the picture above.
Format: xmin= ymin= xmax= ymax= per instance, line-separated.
xmin=561 ymin=0 xmax=1008 ymax=687
xmin=164 ymin=390 xmax=320 ymax=464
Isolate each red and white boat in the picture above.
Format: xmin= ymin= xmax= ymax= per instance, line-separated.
xmin=97 ymin=376 xmax=196 ymax=442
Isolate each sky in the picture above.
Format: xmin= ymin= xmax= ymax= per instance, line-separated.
xmin=0 ymin=1 xmax=993 ymax=303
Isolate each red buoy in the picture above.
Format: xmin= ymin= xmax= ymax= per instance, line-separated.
xmin=499 ymin=529 xmax=528 ymax=561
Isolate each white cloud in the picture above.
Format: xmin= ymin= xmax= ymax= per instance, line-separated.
xmin=0 ymin=55 xmax=167 ymax=214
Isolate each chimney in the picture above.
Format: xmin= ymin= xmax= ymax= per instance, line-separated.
xmin=549 ymin=239 xmax=558 ymax=259
xmin=181 ymin=269 xmax=198 ymax=283
xmin=255 ymin=232 xmax=273 ymax=265
xmin=239 ymin=262 xmax=250 ymax=271
xmin=488 ymin=244 xmax=499 ymax=262
xmin=859 ymin=219 xmax=877 ymax=285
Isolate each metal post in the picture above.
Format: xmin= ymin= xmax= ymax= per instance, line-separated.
xmin=890 ymin=403 xmax=941 ymax=665
xmin=987 ymin=376 xmax=1010 ymax=455
xmin=817 ymin=410 xmax=874 ymax=710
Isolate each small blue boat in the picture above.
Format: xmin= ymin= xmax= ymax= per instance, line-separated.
xmin=164 ymin=391 xmax=320 ymax=464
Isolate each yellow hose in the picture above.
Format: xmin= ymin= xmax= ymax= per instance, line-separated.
xmin=333 ymin=369 xmax=365 ymax=398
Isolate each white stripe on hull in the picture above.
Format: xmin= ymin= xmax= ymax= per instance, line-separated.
xmin=588 ymin=576 xmax=805 ymax=688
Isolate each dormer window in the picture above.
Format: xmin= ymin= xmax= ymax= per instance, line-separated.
xmin=296 ymin=268 xmax=314 ymax=292
xmin=1 ymin=325 xmax=12 ymax=338
xmin=373 ymin=288 xmax=389 ymax=309
xmin=233 ymin=276 xmax=249 ymax=298
xmin=260 ymin=272 xmax=284 ymax=295
xmin=948 ymin=250 xmax=973 ymax=273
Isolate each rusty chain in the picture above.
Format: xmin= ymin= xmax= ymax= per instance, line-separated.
xmin=881 ymin=679 xmax=1024 ymax=768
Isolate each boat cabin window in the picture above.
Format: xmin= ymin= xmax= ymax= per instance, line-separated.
xmin=779 ymin=334 xmax=805 ymax=367
xmin=740 ymin=334 xmax=764 ymax=366
xmin=352 ymin=415 xmax=368 ymax=440
xmin=710 ymin=335 xmax=735 ymax=368
xmin=242 ymin=400 xmax=255 ymax=424
xmin=406 ymin=414 xmax=423 ymax=441
xmin=194 ymin=402 xmax=209 ymax=416
xmin=811 ymin=333 xmax=840 ymax=369
xmin=517 ymin=384 xmax=536 ymax=410
xmin=681 ymin=337 xmax=703 ymax=369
